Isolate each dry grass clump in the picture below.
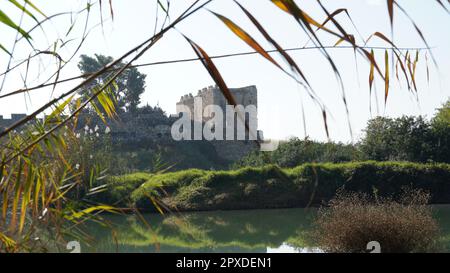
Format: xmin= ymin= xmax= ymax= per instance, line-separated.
xmin=313 ymin=189 xmax=440 ymax=253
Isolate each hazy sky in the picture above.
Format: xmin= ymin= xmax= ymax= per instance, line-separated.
xmin=0 ymin=0 xmax=449 ymax=142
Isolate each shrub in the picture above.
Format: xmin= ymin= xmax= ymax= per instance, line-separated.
xmin=313 ymin=189 xmax=440 ymax=253
xmin=233 ymin=137 xmax=361 ymax=169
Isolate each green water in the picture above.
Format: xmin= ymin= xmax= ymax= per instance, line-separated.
xmin=82 ymin=206 xmax=450 ymax=253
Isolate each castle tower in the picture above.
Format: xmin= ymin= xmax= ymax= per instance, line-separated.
xmin=176 ymin=85 xmax=258 ymax=132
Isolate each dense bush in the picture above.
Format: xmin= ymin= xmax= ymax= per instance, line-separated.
xmin=313 ymin=190 xmax=440 ymax=253
xmin=233 ymin=138 xmax=361 ymax=169
xmin=95 ymin=161 xmax=450 ymax=212
xmin=360 ymin=116 xmax=436 ymax=162
xmin=360 ymin=101 xmax=450 ymax=163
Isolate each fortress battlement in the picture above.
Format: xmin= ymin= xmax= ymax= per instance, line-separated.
xmin=176 ymin=85 xmax=258 ymax=125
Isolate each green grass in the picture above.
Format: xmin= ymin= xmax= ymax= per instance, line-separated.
xmin=95 ymin=161 xmax=450 ymax=212
xmin=99 ymin=172 xmax=153 ymax=206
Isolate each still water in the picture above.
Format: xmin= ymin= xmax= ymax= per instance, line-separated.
xmin=82 ymin=206 xmax=450 ymax=253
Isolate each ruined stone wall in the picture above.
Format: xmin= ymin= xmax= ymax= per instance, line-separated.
xmin=76 ymin=112 xmax=173 ymax=143
xmin=177 ymin=85 xmax=258 ymax=126
xmin=176 ymin=85 xmax=261 ymax=161
xmin=0 ymin=113 xmax=35 ymax=131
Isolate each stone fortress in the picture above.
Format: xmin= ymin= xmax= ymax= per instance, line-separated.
xmin=0 ymin=85 xmax=262 ymax=161
xmin=177 ymin=85 xmax=258 ymax=122
xmin=175 ymin=85 xmax=262 ymax=161
xmin=176 ymin=85 xmax=263 ymax=141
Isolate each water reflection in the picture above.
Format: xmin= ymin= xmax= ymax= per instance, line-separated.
xmin=83 ymin=206 xmax=450 ymax=253
xmin=84 ymin=208 xmax=317 ymax=253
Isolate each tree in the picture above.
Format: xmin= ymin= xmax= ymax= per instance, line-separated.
xmin=78 ymin=54 xmax=146 ymax=113
xmin=360 ymin=116 xmax=434 ymax=162
xmin=234 ymin=137 xmax=360 ymax=168
xmin=135 ymin=104 xmax=172 ymax=126
xmin=430 ymin=100 xmax=450 ymax=162
xmin=432 ymin=100 xmax=450 ymax=125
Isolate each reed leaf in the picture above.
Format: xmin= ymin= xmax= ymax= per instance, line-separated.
xmin=183 ymin=35 xmax=237 ymax=106
xmin=234 ymin=1 xmax=311 ymax=89
xmin=0 ymin=9 xmax=32 ymax=40
xmin=387 ymin=0 xmax=394 ymax=30
xmin=65 ymin=205 xmax=118 ymax=221
xmin=385 ymin=50 xmax=390 ymax=105
xmin=0 ymin=43 xmax=11 ymax=55
xmin=210 ymin=11 xmax=282 ymax=70
xmin=7 ymin=0 xmax=40 ymax=23
xmin=369 ymin=49 xmax=375 ymax=93
xmin=23 ymin=0 xmax=46 ymax=18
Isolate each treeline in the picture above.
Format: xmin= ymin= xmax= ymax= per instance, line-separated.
xmin=234 ymin=100 xmax=450 ymax=168
xmin=361 ymin=101 xmax=449 ymax=162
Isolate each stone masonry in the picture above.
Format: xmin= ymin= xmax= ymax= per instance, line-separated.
xmin=177 ymin=85 xmax=258 ymax=127
xmin=0 ymin=114 xmax=28 ymax=131
xmin=176 ymin=85 xmax=262 ymax=161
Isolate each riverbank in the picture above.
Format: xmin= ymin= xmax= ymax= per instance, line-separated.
xmin=92 ymin=161 xmax=450 ymax=212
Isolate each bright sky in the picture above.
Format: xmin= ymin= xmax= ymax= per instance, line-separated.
xmin=0 ymin=0 xmax=449 ymax=143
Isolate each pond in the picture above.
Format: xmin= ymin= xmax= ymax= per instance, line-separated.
xmin=81 ymin=205 xmax=450 ymax=253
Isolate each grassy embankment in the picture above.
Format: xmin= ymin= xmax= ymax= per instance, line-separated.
xmin=95 ymin=161 xmax=450 ymax=212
